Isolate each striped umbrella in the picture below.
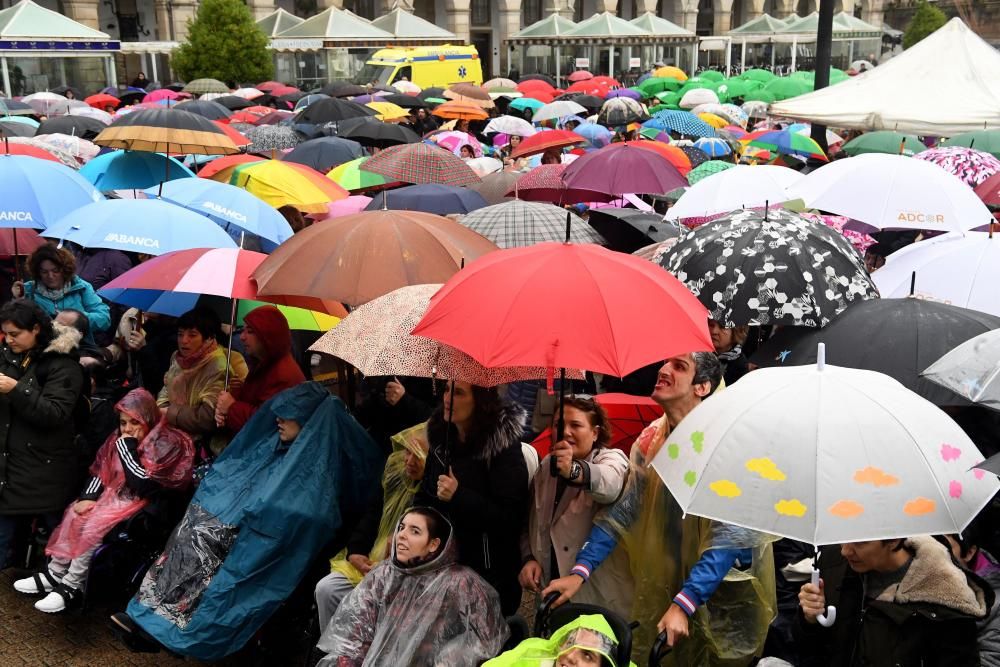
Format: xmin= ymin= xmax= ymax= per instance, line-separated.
xmin=642 ymin=111 xmax=717 ymax=139
xmin=457 ymin=199 xmax=604 ymax=248
xmin=360 ymin=143 xmax=480 ymax=187
xmin=237 ymin=299 xmax=342 ymax=331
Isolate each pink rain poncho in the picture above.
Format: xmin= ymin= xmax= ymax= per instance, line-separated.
xmin=46 ymin=389 xmax=195 ymax=560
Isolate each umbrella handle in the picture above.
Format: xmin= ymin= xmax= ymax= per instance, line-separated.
xmin=811 ymin=568 xmax=837 ymax=627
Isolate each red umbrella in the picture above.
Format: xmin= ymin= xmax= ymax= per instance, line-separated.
xmin=565 ymin=81 xmax=610 ymax=96
xmin=197 ymin=153 xmax=265 ymax=180
xmin=212 ymin=120 xmax=252 ymax=147
xmin=84 ymin=93 xmax=120 ymax=110
xmin=522 ymin=90 xmax=556 ymax=104
xmin=630 ymin=141 xmax=693 ymax=176
xmin=530 ymin=393 xmax=663 ymax=458
xmin=567 ymin=71 xmax=594 ymax=82
xmin=506 ymin=164 xmax=609 ymax=204
xmin=0 ymin=228 xmax=45 ymax=256
xmin=591 ymin=76 xmax=621 ymax=87
xmin=256 ymin=81 xmax=285 ymax=92
xmin=562 ymin=142 xmax=688 ymax=196
xmin=269 ymin=85 xmax=300 ymax=97
xmin=517 ymin=80 xmax=555 ymax=94
xmin=510 ymin=129 xmax=585 ymax=159
xmin=411 ymin=241 xmax=712 ymax=378
xmin=975 ymin=171 xmax=1000 ymax=207
xmin=0 ymin=142 xmax=61 ymax=163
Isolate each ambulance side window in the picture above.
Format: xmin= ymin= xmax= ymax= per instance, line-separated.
xmin=392 ymin=66 xmax=412 ymax=83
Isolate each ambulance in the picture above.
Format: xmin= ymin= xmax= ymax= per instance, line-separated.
xmin=354 ymin=45 xmax=483 ymax=89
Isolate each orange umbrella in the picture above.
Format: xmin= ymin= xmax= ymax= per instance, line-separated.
xmin=197 ymin=153 xmax=265 ymax=180
xmin=212 ymin=121 xmax=251 ymax=148
xmin=631 ymin=141 xmax=693 ymax=176
xmin=431 ymin=101 xmax=489 ymax=120
xmin=510 ymin=129 xmax=585 ymax=159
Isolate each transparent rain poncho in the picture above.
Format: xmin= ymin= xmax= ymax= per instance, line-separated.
xmin=596 ymin=416 xmax=776 ymax=665
xmin=317 ymin=507 xmax=509 ymax=666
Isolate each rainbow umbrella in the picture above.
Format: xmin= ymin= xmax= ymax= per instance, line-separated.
xmin=237 ymin=299 xmax=341 ymax=331
xmin=327 ymin=157 xmax=391 ymax=191
xmin=748 ymin=130 xmax=827 ymax=161
xmin=218 ymin=160 xmax=348 ymax=213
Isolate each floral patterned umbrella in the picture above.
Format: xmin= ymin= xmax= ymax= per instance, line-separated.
xmin=915 ymin=146 xmax=1000 ymax=188
xmin=660 ymin=207 xmax=878 ymax=327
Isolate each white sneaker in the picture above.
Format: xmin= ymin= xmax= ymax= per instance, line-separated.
xmin=35 ymin=589 xmax=73 ymax=613
xmin=13 ymin=571 xmax=62 ymax=594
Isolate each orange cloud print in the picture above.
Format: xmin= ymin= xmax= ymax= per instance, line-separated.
xmin=903 ymin=497 xmax=936 ymax=516
xmin=828 ymin=500 xmax=865 ymax=518
xmin=853 ymin=467 xmax=899 ymax=487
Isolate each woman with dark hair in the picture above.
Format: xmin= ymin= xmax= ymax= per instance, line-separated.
xmin=519 ymin=396 xmax=631 ymax=618
xmin=317 ymin=506 xmax=508 ymax=666
xmin=0 ymin=299 xmax=85 ymax=570
xmin=414 ymin=381 xmax=529 ymax=615
xmin=708 ymin=320 xmax=751 ymax=385
xmin=12 ymin=244 xmax=111 ymax=334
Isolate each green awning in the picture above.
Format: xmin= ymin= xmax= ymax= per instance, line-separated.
xmin=256 ymin=8 xmax=303 ymax=38
xmin=370 ymin=8 xmax=456 ymax=39
xmin=514 ymin=13 xmax=578 ymax=39
xmin=0 ymin=0 xmax=110 ymax=40
xmin=275 ymin=7 xmax=393 ymax=40
xmin=728 ymin=14 xmax=788 ymax=35
xmin=629 ymin=12 xmax=694 ymax=37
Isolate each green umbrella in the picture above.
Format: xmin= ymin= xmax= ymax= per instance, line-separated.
xmin=763 ymin=77 xmax=812 ymax=100
xmin=717 ymin=78 xmax=752 ymax=99
xmin=637 ymin=77 xmax=682 ymax=97
xmin=648 ymin=103 xmax=678 ymax=114
xmin=237 ymin=299 xmax=341 ymax=331
xmin=741 ymin=68 xmax=777 ymax=83
xmin=327 ymin=157 xmax=390 ymax=190
xmin=941 ymin=130 xmax=1000 ymax=159
xmin=743 ymin=89 xmax=777 ymax=103
xmin=842 ymin=131 xmax=927 ymax=157
xmin=687 ymin=159 xmax=736 ymax=184
xmin=698 ymin=70 xmax=725 ymax=82
xmin=678 ymin=79 xmax=717 ymax=96
xmin=655 ymin=91 xmax=682 ymax=106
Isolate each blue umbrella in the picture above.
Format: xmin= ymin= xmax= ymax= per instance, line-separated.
xmin=144 ymin=179 xmax=294 ymax=248
xmin=80 ymin=151 xmax=196 ymax=191
xmin=510 ymin=98 xmax=545 ymax=114
xmin=643 ymin=111 xmax=717 ymax=139
xmin=0 ymin=155 xmax=103 ymax=229
xmin=365 ymin=184 xmax=488 ymax=215
xmin=694 ymin=137 xmax=732 ymax=157
xmin=1 ymin=116 xmax=40 ymax=128
xmin=42 ymin=199 xmax=237 ymax=255
xmin=573 ymin=122 xmax=612 ymax=150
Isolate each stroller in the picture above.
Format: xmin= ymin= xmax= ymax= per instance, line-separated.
xmin=534 ymin=592 xmax=672 ymax=667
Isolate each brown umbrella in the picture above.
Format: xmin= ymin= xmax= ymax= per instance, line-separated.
xmin=470 ymin=171 xmax=518 ymax=205
xmin=252 ymin=210 xmax=498 ymax=306
xmin=94 ymin=108 xmax=239 ymax=155
xmin=444 ymin=83 xmax=495 ymax=109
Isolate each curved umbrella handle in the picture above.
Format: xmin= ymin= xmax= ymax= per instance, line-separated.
xmin=811 ymin=568 xmax=837 ymax=627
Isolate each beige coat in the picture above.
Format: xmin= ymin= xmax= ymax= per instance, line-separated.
xmin=521 ymin=446 xmax=634 ymax=618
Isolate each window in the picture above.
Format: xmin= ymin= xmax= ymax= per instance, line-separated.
xmin=471 ymin=0 xmax=490 ymax=26
xmin=523 ymin=0 xmax=542 ymax=26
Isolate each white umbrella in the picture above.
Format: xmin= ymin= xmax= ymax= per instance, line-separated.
xmin=651 ymin=343 xmax=999 ymax=546
xmin=665 ymin=165 xmax=803 ymax=220
xmin=531 ymin=100 xmax=588 ymax=124
xmin=923 ymin=329 xmax=1000 ymax=409
xmin=484 ymin=115 xmax=537 ymax=137
xmin=463 ymin=156 xmax=503 ymax=177
xmin=65 ymin=106 xmax=113 ymax=124
xmin=392 ymin=81 xmax=421 ymax=94
xmin=788 ymin=153 xmax=993 ymax=233
xmin=872 ymin=231 xmax=1000 ymax=315
xmin=679 ymin=88 xmax=719 ymax=110
xmin=22 ymin=92 xmax=69 ymax=115
xmin=232 ymin=87 xmax=265 ymax=100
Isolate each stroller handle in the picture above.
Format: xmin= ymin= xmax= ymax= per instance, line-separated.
xmin=534 ymin=591 xmax=561 ymax=637
xmin=649 ymin=631 xmax=672 ymax=666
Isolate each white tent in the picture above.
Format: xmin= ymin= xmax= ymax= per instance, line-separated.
xmin=770 ymin=18 xmax=1000 ymax=136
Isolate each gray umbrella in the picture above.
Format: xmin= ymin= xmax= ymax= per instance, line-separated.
xmin=470 ymin=171 xmax=518 ymax=205
xmin=457 ymin=199 xmax=604 ymax=248
xmin=923 ymin=329 xmax=1000 ymax=410
xmin=245 ymin=125 xmax=302 ymax=154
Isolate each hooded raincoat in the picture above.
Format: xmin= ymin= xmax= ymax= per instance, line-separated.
xmin=597 ymin=415 xmax=776 ymax=664
xmin=317 ymin=507 xmax=509 ymax=666
xmin=23 ymin=275 xmax=111 ymax=333
xmin=484 ymin=613 xmax=634 ymax=667
xmin=156 ymin=339 xmax=247 ymax=438
xmin=127 ymin=382 xmax=381 ymax=660
xmin=222 ymin=306 xmax=305 ymax=435
xmin=45 ymin=388 xmax=194 ymax=560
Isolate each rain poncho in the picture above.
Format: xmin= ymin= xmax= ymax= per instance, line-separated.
xmin=45 ymin=388 xmax=194 ymax=560
xmin=597 ymin=415 xmax=776 ymax=664
xmin=328 ymin=423 xmax=428 ymax=586
xmin=127 ymin=382 xmax=381 ymax=660
xmin=317 ymin=507 xmax=509 ymax=666
xmin=484 ymin=613 xmax=634 ymax=667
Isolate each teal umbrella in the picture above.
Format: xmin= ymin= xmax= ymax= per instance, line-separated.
xmin=843 ymin=131 xmax=927 ymax=157
xmin=687 ymin=159 xmax=735 ymax=184
xmin=510 ymin=97 xmax=545 ymax=113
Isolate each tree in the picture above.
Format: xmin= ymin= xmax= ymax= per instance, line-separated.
xmin=902 ymin=0 xmax=948 ymax=50
xmin=172 ymin=0 xmax=274 ymax=85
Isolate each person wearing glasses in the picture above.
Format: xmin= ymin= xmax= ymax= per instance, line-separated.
xmin=12 ymin=245 xmax=111 ymax=337
xmin=519 ymin=395 xmax=632 ymax=617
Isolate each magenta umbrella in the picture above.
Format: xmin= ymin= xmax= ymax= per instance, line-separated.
xmin=561 ymin=142 xmax=688 ymax=196
xmin=142 ymin=89 xmax=181 ymax=104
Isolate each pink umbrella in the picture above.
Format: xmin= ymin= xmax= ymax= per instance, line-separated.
xmin=429 ymin=131 xmax=483 ymax=157
xmin=799 ymin=212 xmax=877 ymax=254
xmin=310 ymin=195 xmax=373 ymax=221
xmin=142 ymin=89 xmax=180 ymax=104
xmin=567 ymin=70 xmax=594 ymax=82
xmin=915 ymin=146 xmax=1000 ymax=188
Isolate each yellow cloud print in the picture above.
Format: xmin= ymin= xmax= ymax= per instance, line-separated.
xmin=710 ymin=480 xmax=742 ymax=498
xmin=775 ymin=499 xmax=807 ymax=517
xmin=746 ymin=457 xmax=787 ymax=481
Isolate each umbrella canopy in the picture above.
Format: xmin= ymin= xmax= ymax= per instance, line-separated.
xmin=147 ymin=178 xmax=294 ymax=247
xmin=841 ymin=130 xmax=925 ymax=157
xmin=507 ymin=163 xmax=606 ymax=203
xmin=0 ymin=120 xmax=37 ymax=138
xmin=661 ymin=207 xmax=878 ymax=327
xmin=914 ymin=146 xmax=1000 ymax=188
xmin=174 ymin=99 xmax=232 ymax=121
xmin=666 ymin=164 xmax=802 ymax=220
xmin=220 ymin=160 xmax=348 ymax=214
xmin=871 ymin=232 xmax=1000 ymax=315
xmin=22 ymin=92 xmax=69 ymax=115
xmin=42 ymin=199 xmax=237 ymax=255
xmin=36 ymin=116 xmax=106 ymax=141
xmin=431 ymin=101 xmax=490 ymax=121
xmin=651 ymin=347 xmax=999 ymax=545
xmin=531 ymin=101 xmax=589 ymax=124
xmin=380 ymin=94 xmax=426 ymax=110
xmin=457 ymin=199 xmax=604 ymax=248
xmin=310 ymin=283 xmax=567 ymax=386
xmin=94 ymin=109 xmax=240 ymax=155
xmin=470 ymin=171 xmax=519 ymax=205
xmin=687 ymin=159 xmax=735 ymax=184
xmin=196 ymin=153 xmax=264 ymax=180
xmin=0 ymin=142 xmax=60 ymax=163
xmin=360 ymin=143 xmax=480 ymax=187
xmin=941 ymin=130 xmax=1000 ymax=159
xmin=237 ymin=299 xmax=342 ymax=331
xmin=366 ymin=101 xmax=409 ymax=121
xmin=231 ymin=88 xmax=265 ymax=100
xmin=365 ymin=183 xmax=487 ymax=215
xmin=0 ymin=228 xmax=45 ymax=255
xmin=0 ymin=98 xmax=36 ymax=116
xmin=597 ymin=98 xmax=648 ymax=127
xmin=79 ymin=151 xmax=196 ymax=191
xmin=587 ymin=208 xmax=677 ymax=253
xmin=975 ymin=171 xmax=1000 ymax=207
xmin=643 ymin=111 xmax=717 ymax=139
xmin=411 ymin=241 xmax=713 ymax=377
xmin=253 ymin=210 xmax=499 ymax=306
xmin=0 ymin=156 xmax=103 ymax=229
xmin=788 ymin=153 xmax=994 ymax=233
xmin=753 ymin=299 xmax=1000 ymax=407
xmin=509 ymin=98 xmax=545 ymax=115
xmin=244 ymin=125 xmax=302 ymax=153
xmin=183 ymin=79 xmax=230 ymax=95
xmin=484 ymin=115 xmax=537 ymax=137
xmin=562 ymin=143 xmax=688 ymax=196
xmin=510 ymin=129 xmax=585 ymax=159
xmin=321 ymin=83 xmax=367 ymax=98
xmin=573 ymin=122 xmax=613 ymax=149
xmin=297 ymin=98 xmax=377 ymax=124
xmin=282 ymin=136 xmax=363 ymax=172
xmin=334 ymin=117 xmax=420 ymax=149
xmin=748 ymin=129 xmax=827 ymax=161
xmin=429 ymin=130 xmax=483 ymax=157
xmin=923 ymin=329 xmax=1000 ymax=410
xmin=327 ymin=156 xmax=393 ymax=191
xmin=693 ymin=137 xmax=731 ymax=158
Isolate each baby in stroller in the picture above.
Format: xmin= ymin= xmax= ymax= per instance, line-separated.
xmin=485 ymin=613 xmax=626 ymax=667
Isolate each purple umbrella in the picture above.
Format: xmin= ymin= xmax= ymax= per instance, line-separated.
xmin=561 ymin=142 xmax=687 ymax=196
xmin=606 ymin=88 xmax=642 ymax=101
xmin=351 ymin=92 xmax=391 ymax=104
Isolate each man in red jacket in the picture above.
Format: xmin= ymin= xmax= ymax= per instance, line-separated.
xmin=214 ymin=306 xmax=306 ymax=435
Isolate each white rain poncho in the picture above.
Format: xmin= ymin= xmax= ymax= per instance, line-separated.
xmin=317 ymin=507 xmax=509 ymax=666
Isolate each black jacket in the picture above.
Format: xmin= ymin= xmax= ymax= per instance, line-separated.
xmin=0 ymin=323 xmax=85 ymax=515
xmin=797 ymin=536 xmax=993 ymax=667
xmin=415 ymin=401 xmax=528 ymax=615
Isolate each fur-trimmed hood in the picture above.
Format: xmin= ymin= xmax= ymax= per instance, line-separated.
xmin=43 ymin=322 xmax=83 ymax=356
xmin=876 ymin=535 xmax=991 ymax=618
xmin=428 ymin=400 xmax=526 ymax=464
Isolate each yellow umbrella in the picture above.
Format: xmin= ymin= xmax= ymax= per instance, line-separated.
xmin=698 ymin=112 xmax=728 ymax=129
xmin=366 ymin=102 xmax=409 ymax=122
xmin=653 ymin=66 xmax=688 ymax=82
xmin=218 ymin=160 xmax=348 ymax=214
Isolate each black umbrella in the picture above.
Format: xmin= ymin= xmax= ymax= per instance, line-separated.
xmin=660 ymin=207 xmax=878 ymax=328
xmin=519 ymin=74 xmax=556 ymax=86
xmin=365 ymin=184 xmax=488 ymax=215
xmin=174 ymin=99 xmax=232 ymax=120
xmin=35 ymin=115 xmax=106 ymax=140
xmin=587 ymin=208 xmax=679 ymax=253
xmin=297 ymin=98 xmax=378 ymax=124
xmin=750 ymin=299 xmax=1000 ymax=406
xmin=678 ymin=144 xmax=710 ymax=168
xmin=381 ymin=93 xmax=426 ymax=110
xmin=214 ymin=95 xmax=253 ymax=111
xmin=117 ymin=90 xmax=146 ymax=106
xmin=554 ymin=93 xmax=603 ymax=111
xmin=335 ymin=117 xmax=420 ymax=148
xmin=419 ymin=87 xmax=446 ymax=101
xmin=278 ymin=91 xmax=307 ymax=106
xmin=281 ymin=136 xmax=363 ymax=172
xmin=164 ymin=83 xmax=186 ymax=92
xmin=0 ymin=121 xmax=36 ymax=138
xmin=322 ymin=83 xmax=368 ymax=98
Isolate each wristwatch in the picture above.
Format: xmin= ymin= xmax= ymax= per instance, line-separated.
xmin=569 ymin=460 xmax=583 ymax=482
